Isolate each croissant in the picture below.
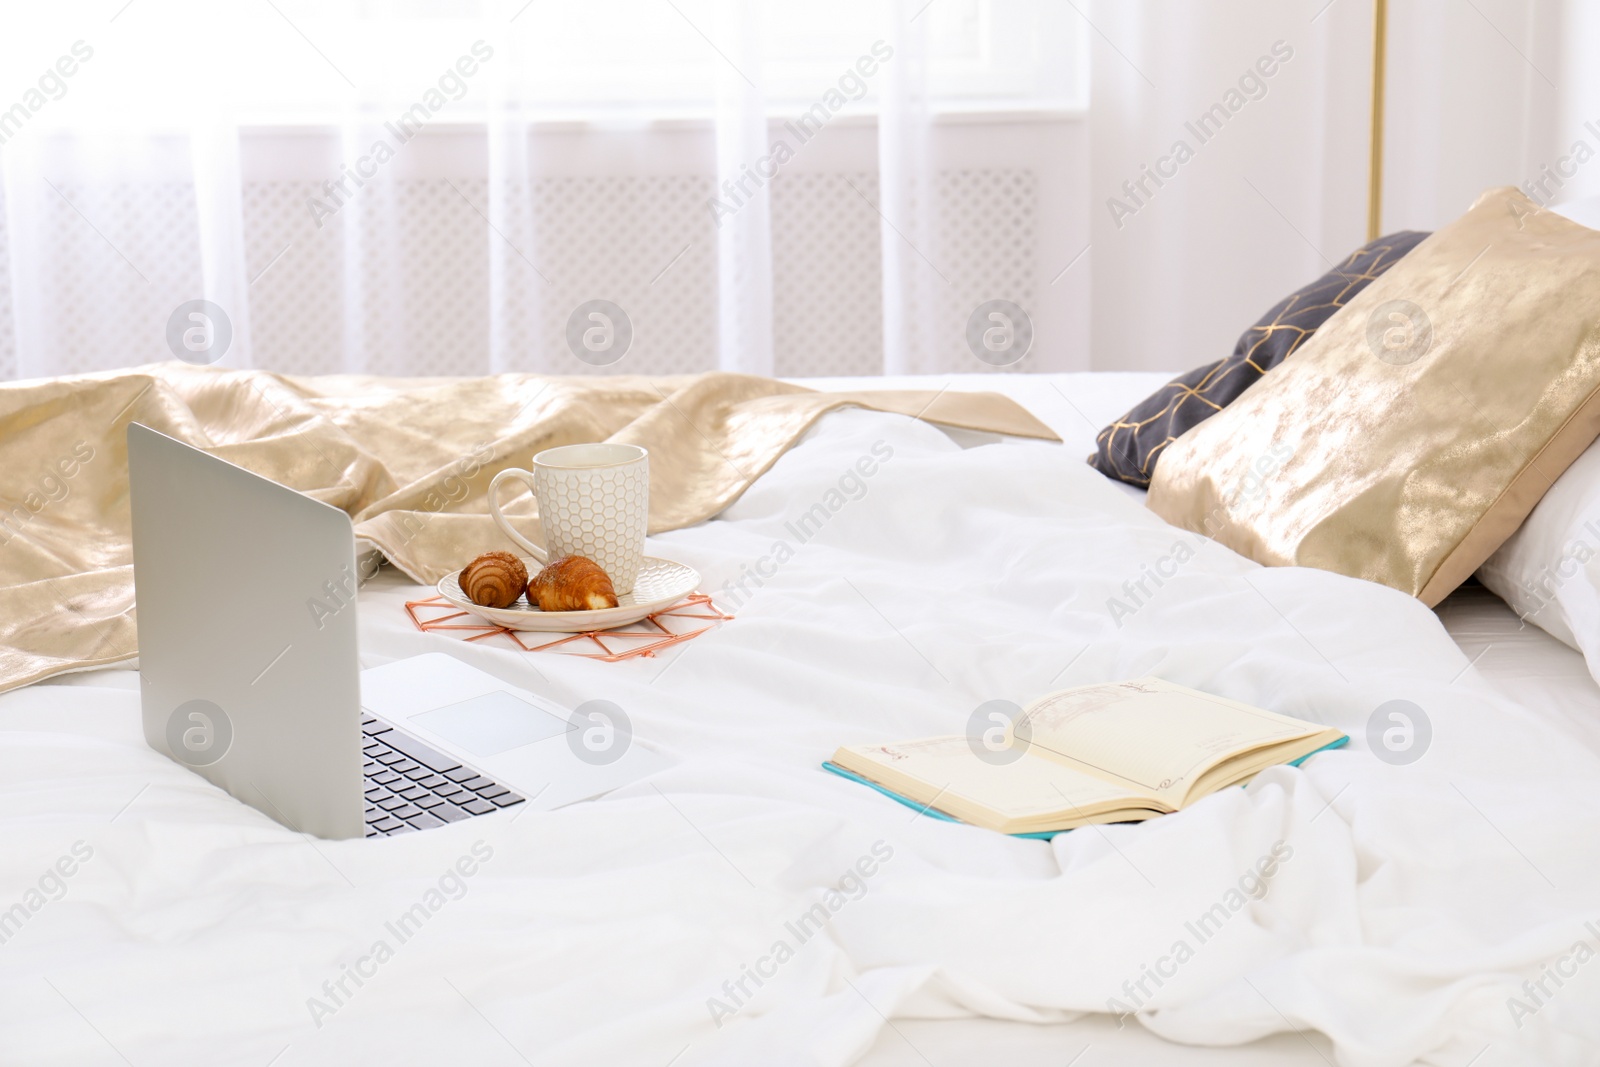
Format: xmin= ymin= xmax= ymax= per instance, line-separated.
xmin=528 ymin=555 xmax=619 ymax=612
xmin=459 ymin=551 xmax=529 ymax=609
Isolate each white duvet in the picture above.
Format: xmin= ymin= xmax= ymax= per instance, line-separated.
xmin=3 ymin=385 xmax=1599 ymax=1067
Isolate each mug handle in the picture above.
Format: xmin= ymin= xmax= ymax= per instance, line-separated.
xmin=487 ymin=468 xmax=549 ymax=563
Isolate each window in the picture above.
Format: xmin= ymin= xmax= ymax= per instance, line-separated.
xmin=0 ymin=0 xmax=1084 ymax=129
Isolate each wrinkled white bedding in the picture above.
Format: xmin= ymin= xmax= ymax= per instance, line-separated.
xmin=2 ymin=374 xmax=1598 ymax=1067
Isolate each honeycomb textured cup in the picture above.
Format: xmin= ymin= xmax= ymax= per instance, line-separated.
xmin=532 ymin=446 xmax=649 ymax=595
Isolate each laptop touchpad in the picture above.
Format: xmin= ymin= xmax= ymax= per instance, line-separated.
xmin=411 ymin=691 xmax=570 ymax=757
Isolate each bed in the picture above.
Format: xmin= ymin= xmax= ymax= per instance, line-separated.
xmin=2 ymin=372 xmax=1597 ymax=1066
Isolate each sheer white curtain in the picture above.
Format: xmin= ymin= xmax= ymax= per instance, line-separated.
xmin=0 ymin=0 xmax=1072 ymax=383
xmin=713 ymin=0 xmax=774 ymax=378
xmin=16 ymin=2 xmax=1581 ymax=383
xmin=876 ymin=0 xmax=939 ymax=376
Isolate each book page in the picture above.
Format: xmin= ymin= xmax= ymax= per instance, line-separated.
xmin=835 ymin=735 xmax=1158 ymax=821
xmin=1011 ymin=679 xmax=1323 ymax=803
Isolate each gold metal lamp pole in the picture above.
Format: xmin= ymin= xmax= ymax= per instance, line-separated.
xmin=1367 ymin=0 xmax=1388 ymax=239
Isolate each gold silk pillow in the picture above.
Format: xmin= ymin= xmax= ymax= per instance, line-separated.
xmin=1147 ymin=186 xmax=1600 ymax=606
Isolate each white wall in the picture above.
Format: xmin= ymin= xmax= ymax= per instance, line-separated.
xmin=1547 ymin=0 xmax=1600 ymax=207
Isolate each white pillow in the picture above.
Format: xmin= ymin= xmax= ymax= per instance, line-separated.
xmin=1477 ymin=443 xmax=1598 ymax=653
xmin=1475 ymin=194 xmax=1600 ymax=667
xmin=1551 ymin=192 xmax=1600 ymax=233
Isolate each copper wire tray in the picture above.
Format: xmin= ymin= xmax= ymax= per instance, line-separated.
xmin=404 ymin=593 xmax=731 ymax=662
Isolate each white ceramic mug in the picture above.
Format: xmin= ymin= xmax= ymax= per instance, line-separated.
xmin=487 ymin=443 xmax=650 ymax=595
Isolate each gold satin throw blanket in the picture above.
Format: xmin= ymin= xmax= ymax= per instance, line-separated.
xmin=0 ymin=364 xmax=1055 ymax=694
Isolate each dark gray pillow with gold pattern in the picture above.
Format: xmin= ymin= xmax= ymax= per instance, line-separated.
xmin=1089 ymin=230 xmax=1431 ymax=488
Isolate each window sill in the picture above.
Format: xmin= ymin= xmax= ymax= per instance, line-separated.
xmin=216 ymin=102 xmax=1087 ymax=138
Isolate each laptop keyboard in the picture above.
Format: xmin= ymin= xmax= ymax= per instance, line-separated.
xmin=362 ymin=715 xmax=524 ymax=837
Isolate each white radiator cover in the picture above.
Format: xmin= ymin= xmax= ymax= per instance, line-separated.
xmin=0 ymin=117 xmax=1089 ymax=380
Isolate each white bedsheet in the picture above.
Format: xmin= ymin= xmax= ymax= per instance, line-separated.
xmin=3 ymin=374 xmax=1599 ymax=1067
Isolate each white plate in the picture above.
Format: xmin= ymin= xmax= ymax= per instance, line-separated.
xmin=437 ymin=556 xmax=701 ymax=631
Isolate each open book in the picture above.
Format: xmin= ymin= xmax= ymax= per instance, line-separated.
xmin=827 ymin=678 xmax=1347 ymax=836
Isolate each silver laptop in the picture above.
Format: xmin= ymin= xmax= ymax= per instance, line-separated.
xmin=127 ymin=423 xmax=669 ymax=839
